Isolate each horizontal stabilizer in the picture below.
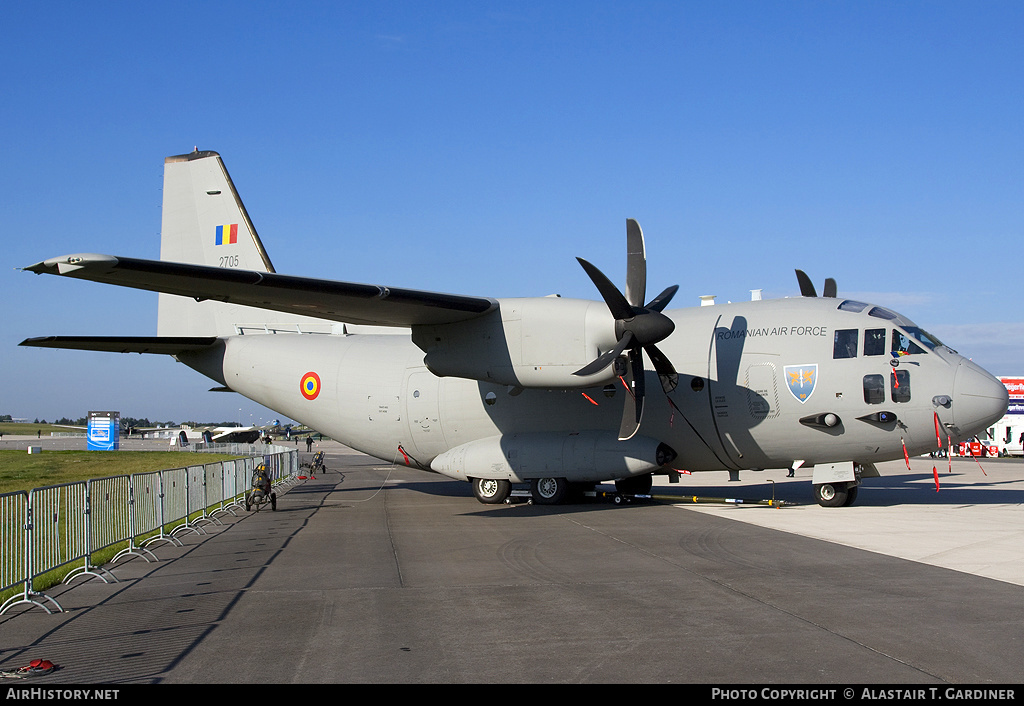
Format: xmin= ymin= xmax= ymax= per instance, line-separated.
xmin=20 ymin=336 xmax=218 ymax=354
xmin=24 ymin=255 xmax=497 ymax=328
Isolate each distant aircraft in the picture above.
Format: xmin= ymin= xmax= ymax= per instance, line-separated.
xmin=21 ymin=150 xmax=1008 ymax=506
xmin=162 ymin=425 xmax=261 ymax=446
xmin=51 ymin=420 xmax=260 ymax=444
xmin=132 ymin=422 xmax=313 ymax=446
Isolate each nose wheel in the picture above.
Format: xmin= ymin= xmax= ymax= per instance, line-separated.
xmin=814 ymin=482 xmax=858 ymax=507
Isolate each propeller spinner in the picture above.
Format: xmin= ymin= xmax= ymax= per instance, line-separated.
xmin=574 ymin=219 xmax=680 ymax=440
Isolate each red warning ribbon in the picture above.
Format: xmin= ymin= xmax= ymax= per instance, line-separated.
xmin=398 ymin=444 xmax=411 ymax=466
xmin=666 ymin=396 xmax=682 ymax=428
xmin=619 ymin=376 xmax=635 ymax=400
xmin=934 ymin=412 xmax=943 ymax=451
xmin=932 ymin=466 xmax=941 ymax=492
xmin=902 ymin=437 xmax=911 ymax=470
xmin=581 ymin=392 xmax=599 ymax=406
xmin=966 ymin=443 xmax=989 ymax=476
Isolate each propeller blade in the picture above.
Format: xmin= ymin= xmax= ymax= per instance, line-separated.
xmin=576 ymin=220 xmax=680 ymax=439
xmin=625 ymin=218 xmax=646 ymax=308
xmin=573 ymin=331 xmax=633 ymax=377
xmin=645 ymin=284 xmax=678 ymax=313
xmin=823 ymin=277 xmax=837 ymax=298
xmin=618 ymin=348 xmax=645 ymax=441
xmin=645 ymin=343 xmax=679 ymax=393
xmin=795 ymin=269 xmax=817 ymax=297
xmin=577 ymin=257 xmax=633 ymax=320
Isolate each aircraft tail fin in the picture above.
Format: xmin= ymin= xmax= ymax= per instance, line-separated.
xmin=157 ymin=150 xmax=325 ymax=336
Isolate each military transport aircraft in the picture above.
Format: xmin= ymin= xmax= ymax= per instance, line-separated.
xmin=21 ymin=150 xmax=1008 ymax=507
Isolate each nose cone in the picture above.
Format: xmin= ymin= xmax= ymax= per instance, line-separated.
xmin=953 ymin=359 xmax=1009 ymax=435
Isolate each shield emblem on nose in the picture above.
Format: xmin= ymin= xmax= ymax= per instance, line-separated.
xmin=784 ymin=364 xmax=818 ymax=403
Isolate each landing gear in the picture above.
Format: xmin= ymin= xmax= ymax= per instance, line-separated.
xmin=842 ymin=484 xmax=858 ymax=507
xmin=530 ymin=477 xmax=568 ymax=505
xmin=814 ymin=482 xmax=855 ymax=508
xmin=472 ymin=477 xmax=511 ymax=504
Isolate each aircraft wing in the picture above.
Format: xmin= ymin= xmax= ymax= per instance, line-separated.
xmin=23 ymin=254 xmax=497 ymax=327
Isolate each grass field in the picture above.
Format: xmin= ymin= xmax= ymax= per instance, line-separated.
xmin=0 ymin=450 xmax=244 ymax=495
xmin=0 ymin=445 xmax=264 ymax=609
xmin=0 ymin=422 xmax=89 ymax=437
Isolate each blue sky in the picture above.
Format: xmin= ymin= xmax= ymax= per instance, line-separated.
xmin=2 ymin=2 xmax=1022 ymax=423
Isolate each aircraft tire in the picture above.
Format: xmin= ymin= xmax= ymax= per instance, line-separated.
xmin=813 ymin=482 xmax=848 ymax=508
xmin=615 ymin=473 xmax=653 ymax=496
xmin=842 ymin=484 xmax=859 ymax=507
xmin=472 ymin=478 xmax=511 ymax=504
xmin=530 ymin=477 xmax=568 ymax=505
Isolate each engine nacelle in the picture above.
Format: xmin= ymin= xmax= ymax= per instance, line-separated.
xmin=429 ymin=431 xmax=677 ymax=484
xmin=412 ymin=297 xmax=618 ymax=388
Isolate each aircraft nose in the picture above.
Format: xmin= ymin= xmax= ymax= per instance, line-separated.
xmin=952 ymin=359 xmax=1008 ymax=435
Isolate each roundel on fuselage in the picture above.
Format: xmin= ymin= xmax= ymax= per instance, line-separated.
xmin=300 ymin=372 xmax=321 ymax=400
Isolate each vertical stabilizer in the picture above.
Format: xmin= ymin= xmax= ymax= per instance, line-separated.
xmin=157 ymin=150 xmax=325 ymax=336
xmin=160 ymin=150 xmax=275 ymax=274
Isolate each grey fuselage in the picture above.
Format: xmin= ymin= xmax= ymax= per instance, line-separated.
xmin=178 ymin=294 xmax=1008 ymax=482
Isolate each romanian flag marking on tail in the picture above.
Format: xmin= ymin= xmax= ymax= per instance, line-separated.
xmin=215 ymin=224 xmax=238 ymax=245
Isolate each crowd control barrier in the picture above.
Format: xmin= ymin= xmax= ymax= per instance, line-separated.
xmin=0 ymin=447 xmax=298 ymax=615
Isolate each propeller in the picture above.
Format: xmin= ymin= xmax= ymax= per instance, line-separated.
xmin=574 ymin=219 xmax=680 ymax=440
xmin=795 ymin=269 xmax=837 ymax=298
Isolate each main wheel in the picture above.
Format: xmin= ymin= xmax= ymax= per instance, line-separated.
xmin=813 ymin=482 xmax=849 ymax=508
xmin=472 ymin=477 xmax=511 ymax=504
xmin=530 ymin=477 xmax=568 ymax=505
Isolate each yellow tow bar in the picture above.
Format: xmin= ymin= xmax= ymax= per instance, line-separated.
xmin=595 ymin=480 xmax=794 ymax=508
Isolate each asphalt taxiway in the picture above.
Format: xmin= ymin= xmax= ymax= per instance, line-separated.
xmin=1 ymin=440 xmax=1022 ymax=684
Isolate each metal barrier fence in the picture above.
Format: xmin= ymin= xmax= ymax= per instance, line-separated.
xmin=0 ymin=447 xmax=298 ymax=616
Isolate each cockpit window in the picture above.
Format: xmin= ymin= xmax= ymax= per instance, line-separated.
xmin=901 ymin=326 xmax=943 ymax=351
xmin=838 ymin=300 xmax=869 ymax=313
xmin=869 ymin=306 xmax=898 ymax=320
xmin=891 ymin=369 xmax=911 ymax=403
xmin=833 ymin=329 xmax=858 ymax=359
xmin=892 ymin=329 xmax=926 ymax=356
xmin=864 ymin=328 xmax=886 ymax=356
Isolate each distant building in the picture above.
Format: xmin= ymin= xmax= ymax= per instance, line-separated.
xmin=985 ymin=377 xmax=1023 ymax=456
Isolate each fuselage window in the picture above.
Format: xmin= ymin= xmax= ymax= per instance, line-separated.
xmin=863 ymin=374 xmax=885 ymax=404
xmin=864 ymin=328 xmax=886 ymax=356
xmin=892 ymin=330 xmax=926 ymax=356
xmin=891 ymin=369 xmax=911 ymax=403
xmin=833 ymin=329 xmax=858 ymax=359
